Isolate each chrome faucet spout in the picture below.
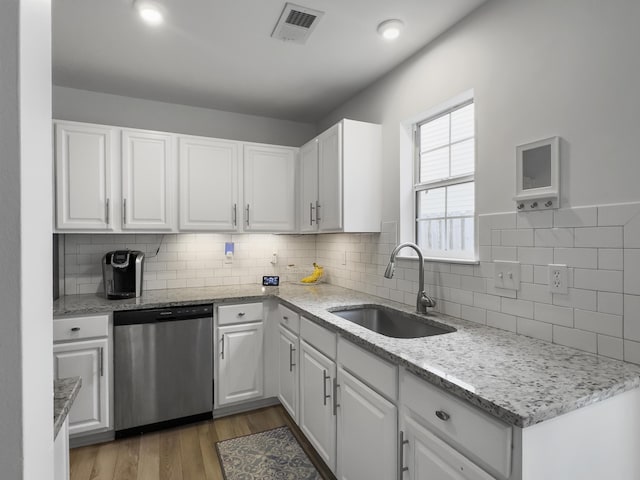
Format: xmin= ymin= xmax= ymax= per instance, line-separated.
xmin=384 ymin=242 xmax=436 ymax=314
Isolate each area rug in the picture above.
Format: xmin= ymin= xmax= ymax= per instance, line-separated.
xmin=215 ymin=426 xmax=322 ymax=480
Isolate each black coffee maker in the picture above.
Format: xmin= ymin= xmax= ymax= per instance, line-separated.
xmin=102 ymin=250 xmax=145 ymax=299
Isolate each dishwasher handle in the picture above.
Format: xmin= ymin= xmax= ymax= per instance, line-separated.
xmin=114 ymin=305 xmax=213 ymax=326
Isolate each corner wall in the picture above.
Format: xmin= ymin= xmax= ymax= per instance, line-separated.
xmin=0 ymin=0 xmax=54 ymax=478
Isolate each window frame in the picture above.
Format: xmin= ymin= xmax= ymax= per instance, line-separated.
xmin=412 ymin=98 xmax=477 ymax=262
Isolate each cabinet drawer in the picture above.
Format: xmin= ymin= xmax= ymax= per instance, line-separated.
xmin=300 ymin=316 xmax=336 ymax=359
xmin=278 ymin=304 xmax=300 ymax=334
xmin=401 ymin=370 xmax=512 ymax=479
xmin=53 ymin=314 xmax=109 ymax=342
xmin=218 ymin=302 xmax=263 ymax=325
xmin=338 ymin=337 xmax=397 ymax=401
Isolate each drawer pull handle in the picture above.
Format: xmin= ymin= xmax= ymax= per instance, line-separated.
xmin=237 ymin=312 xmax=245 ymax=317
xmin=435 ymin=410 xmax=450 ymax=421
xmin=70 ymin=327 xmax=81 ymax=332
xmin=283 ymin=316 xmax=288 ymax=321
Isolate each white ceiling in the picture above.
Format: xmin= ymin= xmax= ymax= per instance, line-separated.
xmin=53 ymin=0 xmax=487 ymax=123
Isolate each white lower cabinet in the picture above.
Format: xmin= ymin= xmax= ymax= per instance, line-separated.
xmin=400 ymin=370 xmax=511 ymax=480
xmin=217 ymin=321 xmax=264 ymax=406
xmin=299 ymin=339 xmax=337 ymax=471
xmin=336 ymin=366 xmax=397 ymax=480
xmin=53 ymin=314 xmax=112 ymax=437
xmin=277 ymin=324 xmax=299 ymax=420
xmin=216 ymin=302 xmax=265 ymax=407
xmin=401 ymin=414 xmax=495 ymax=480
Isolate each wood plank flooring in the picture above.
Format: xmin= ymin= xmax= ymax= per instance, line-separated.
xmin=70 ymin=405 xmax=336 ymax=480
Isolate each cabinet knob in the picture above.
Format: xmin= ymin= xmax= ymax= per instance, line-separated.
xmin=238 ymin=312 xmax=245 ymax=317
xmin=70 ymin=327 xmax=81 ymax=332
xmin=435 ymin=410 xmax=450 ymax=421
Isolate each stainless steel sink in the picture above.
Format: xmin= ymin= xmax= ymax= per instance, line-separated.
xmin=329 ymin=304 xmax=455 ymax=339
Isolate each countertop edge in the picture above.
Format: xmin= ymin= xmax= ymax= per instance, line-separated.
xmin=54 ymin=376 xmax=82 ymax=438
xmin=53 ymin=286 xmax=640 ymax=429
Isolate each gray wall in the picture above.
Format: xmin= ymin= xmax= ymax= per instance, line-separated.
xmin=53 ymin=85 xmax=317 ymax=147
xmin=1 ymin=0 xmax=54 ymax=478
xmin=319 ymin=0 xmax=640 ymax=219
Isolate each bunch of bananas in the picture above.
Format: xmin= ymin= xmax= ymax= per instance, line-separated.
xmin=300 ymin=262 xmax=324 ymax=283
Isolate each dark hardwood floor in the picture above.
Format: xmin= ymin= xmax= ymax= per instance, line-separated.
xmin=70 ymin=405 xmax=336 ymax=480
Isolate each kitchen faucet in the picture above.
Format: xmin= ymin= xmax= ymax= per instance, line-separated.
xmin=384 ymin=242 xmax=436 ymax=314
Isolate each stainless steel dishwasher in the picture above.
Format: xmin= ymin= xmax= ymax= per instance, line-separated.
xmin=114 ymin=304 xmax=213 ymax=438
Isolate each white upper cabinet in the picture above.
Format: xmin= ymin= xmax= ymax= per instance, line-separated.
xmin=299 ymin=138 xmax=319 ymax=233
xmin=179 ymin=136 xmax=239 ymax=231
xmin=299 ymin=119 xmax=382 ymax=233
xmin=317 ymin=123 xmax=343 ymax=230
xmin=121 ymin=129 xmax=175 ymax=230
xmin=54 ymin=120 xmax=301 ymax=233
xmin=55 ymin=122 xmax=116 ymax=230
xmin=243 ymin=143 xmax=296 ymax=232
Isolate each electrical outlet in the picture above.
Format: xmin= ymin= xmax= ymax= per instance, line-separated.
xmin=548 ymin=264 xmax=568 ymax=294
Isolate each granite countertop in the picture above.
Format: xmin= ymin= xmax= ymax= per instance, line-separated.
xmin=54 ymin=283 xmax=640 ymax=428
xmin=54 ymin=377 xmax=82 ymax=438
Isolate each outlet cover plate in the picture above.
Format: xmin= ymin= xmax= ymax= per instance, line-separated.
xmin=494 ymin=260 xmax=521 ymax=291
xmin=548 ymin=264 xmax=568 ymax=294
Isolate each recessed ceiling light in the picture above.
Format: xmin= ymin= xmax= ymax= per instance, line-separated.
xmin=377 ymin=19 xmax=403 ymax=40
xmin=134 ymin=0 xmax=165 ymax=26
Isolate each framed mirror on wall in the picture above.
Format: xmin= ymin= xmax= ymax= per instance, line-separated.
xmin=514 ymin=136 xmax=559 ymax=211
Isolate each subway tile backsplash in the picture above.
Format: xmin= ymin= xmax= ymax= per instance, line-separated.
xmin=62 ymin=233 xmax=317 ymax=295
xmin=62 ymin=202 xmax=640 ymax=365
xmin=315 ymin=203 xmax=640 ymax=365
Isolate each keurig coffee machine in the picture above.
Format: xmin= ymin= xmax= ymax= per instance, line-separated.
xmin=102 ymin=250 xmax=145 ymax=299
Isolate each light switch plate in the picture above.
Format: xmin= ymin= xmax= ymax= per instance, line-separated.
xmin=494 ymin=260 xmax=521 ymax=291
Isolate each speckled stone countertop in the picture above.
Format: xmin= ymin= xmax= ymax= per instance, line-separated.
xmin=54 ymin=284 xmax=640 ymax=428
xmin=54 ymin=377 xmax=81 ymax=438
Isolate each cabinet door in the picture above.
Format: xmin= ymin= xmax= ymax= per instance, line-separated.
xmin=122 ymin=129 xmax=175 ymax=230
xmin=217 ymin=322 xmax=264 ymax=406
xmin=299 ymin=340 xmax=336 ymax=471
xmin=317 ymin=123 xmax=342 ymax=231
xmin=299 ymin=138 xmax=319 ymax=232
xmin=55 ymin=122 xmax=115 ymax=230
xmin=243 ymin=144 xmax=296 ymax=232
xmin=336 ymin=367 xmax=397 ymax=480
xmin=401 ymin=414 xmax=496 ymax=480
xmin=278 ymin=325 xmax=299 ymax=420
xmin=53 ymin=338 xmax=109 ymax=435
xmin=179 ymin=136 xmax=239 ymax=231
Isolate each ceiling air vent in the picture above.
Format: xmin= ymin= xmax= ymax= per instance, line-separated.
xmin=271 ymin=3 xmax=324 ymax=44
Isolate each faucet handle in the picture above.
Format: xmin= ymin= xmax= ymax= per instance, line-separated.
xmin=420 ymin=292 xmax=436 ymax=309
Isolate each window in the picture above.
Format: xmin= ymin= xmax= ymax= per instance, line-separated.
xmin=415 ymin=101 xmax=475 ymax=260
